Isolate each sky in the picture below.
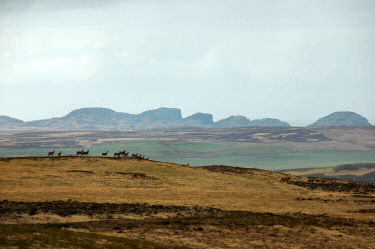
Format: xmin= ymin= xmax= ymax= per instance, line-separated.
xmin=0 ymin=0 xmax=374 ymax=126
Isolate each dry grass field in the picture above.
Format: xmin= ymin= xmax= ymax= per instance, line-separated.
xmin=1 ymin=157 xmax=375 ymax=248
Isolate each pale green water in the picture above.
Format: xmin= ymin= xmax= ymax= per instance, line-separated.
xmin=1 ymin=140 xmax=374 ymax=171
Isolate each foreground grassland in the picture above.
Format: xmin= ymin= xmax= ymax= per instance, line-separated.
xmin=1 ymin=157 xmax=375 ymax=248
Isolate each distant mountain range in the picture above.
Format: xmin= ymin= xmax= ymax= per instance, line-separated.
xmin=0 ymin=108 xmax=372 ymax=131
xmin=0 ymin=107 xmax=290 ymax=131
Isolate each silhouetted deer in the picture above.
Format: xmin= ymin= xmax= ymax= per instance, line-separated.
xmin=48 ymin=150 xmax=55 ymax=157
xmin=76 ymin=150 xmax=84 ymax=156
xmin=114 ymin=152 xmax=120 ymax=157
xmin=82 ymin=150 xmax=89 ymax=156
xmin=102 ymin=151 xmax=108 ymax=157
xmin=119 ymin=150 xmax=129 ymax=157
xmin=132 ymin=153 xmax=146 ymax=160
xmin=57 ymin=151 xmax=62 ymax=157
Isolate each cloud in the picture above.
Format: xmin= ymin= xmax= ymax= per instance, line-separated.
xmin=0 ymin=55 xmax=97 ymax=85
xmin=0 ymin=27 xmax=109 ymax=52
xmin=0 ymin=0 xmax=123 ymax=14
xmin=0 ymin=26 xmax=108 ymax=85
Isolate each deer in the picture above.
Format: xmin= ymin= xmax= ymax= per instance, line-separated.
xmin=47 ymin=150 xmax=55 ymax=157
xmin=102 ymin=151 xmax=108 ymax=157
xmin=57 ymin=151 xmax=62 ymax=157
xmin=114 ymin=152 xmax=120 ymax=157
xmin=82 ymin=150 xmax=89 ymax=156
xmin=119 ymin=150 xmax=128 ymax=157
xmin=132 ymin=153 xmax=144 ymax=160
xmin=76 ymin=150 xmax=84 ymax=156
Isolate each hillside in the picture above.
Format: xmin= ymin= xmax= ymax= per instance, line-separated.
xmin=309 ymin=111 xmax=372 ymax=127
xmin=183 ymin=112 xmax=214 ymax=127
xmin=281 ymin=163 xmax=375 ymax=183
xmin=0 ymin=115 xmax=24 ymax=126
xmin=249 ymin=118 xmax=290 ymax=127
xmin=0 ymin=107 xmax=291 ymax=131
xmin=214 ymin=115 xmax=252 ymax=128
xmin=1 ymin=157 xmax=375 ymax=248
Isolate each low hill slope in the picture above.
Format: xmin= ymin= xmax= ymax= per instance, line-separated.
xmin=214 ymin=115 xmax=252 ymax=128
xmin=0 ymin=115 xmax=24 ymax=126
xmin=1 ymin=157 xmax=375 ymax=248
xmin=0 ymin=157 xmax=374 ymax=218
xmin=249 ymin=118 xmax=290 ymax=127
xmin=281 ymin=163 xmax=375 ymax=183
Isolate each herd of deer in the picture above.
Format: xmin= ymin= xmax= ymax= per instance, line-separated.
xmin=47 ymin=149 xmax=149 ymax=160
xmin=76 ymin=149 xmax=90 ymax=156
xmin=47 ymin=150 xmax=61 ymax=157
xmin=113 ymin=150 xmax=128 ymax=157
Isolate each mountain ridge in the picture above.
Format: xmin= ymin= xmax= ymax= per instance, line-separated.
xmin=0 ymin=108 xmax=372 ymax=131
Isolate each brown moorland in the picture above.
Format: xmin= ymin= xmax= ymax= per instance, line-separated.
xmin=1 ymin=157 xmax=375 ymax=248
xmin=1 ymin=126 xmax=375 ymax=150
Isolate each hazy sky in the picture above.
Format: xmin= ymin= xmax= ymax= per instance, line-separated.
xmin=0 ymin=0 xmax=374 ymax=126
